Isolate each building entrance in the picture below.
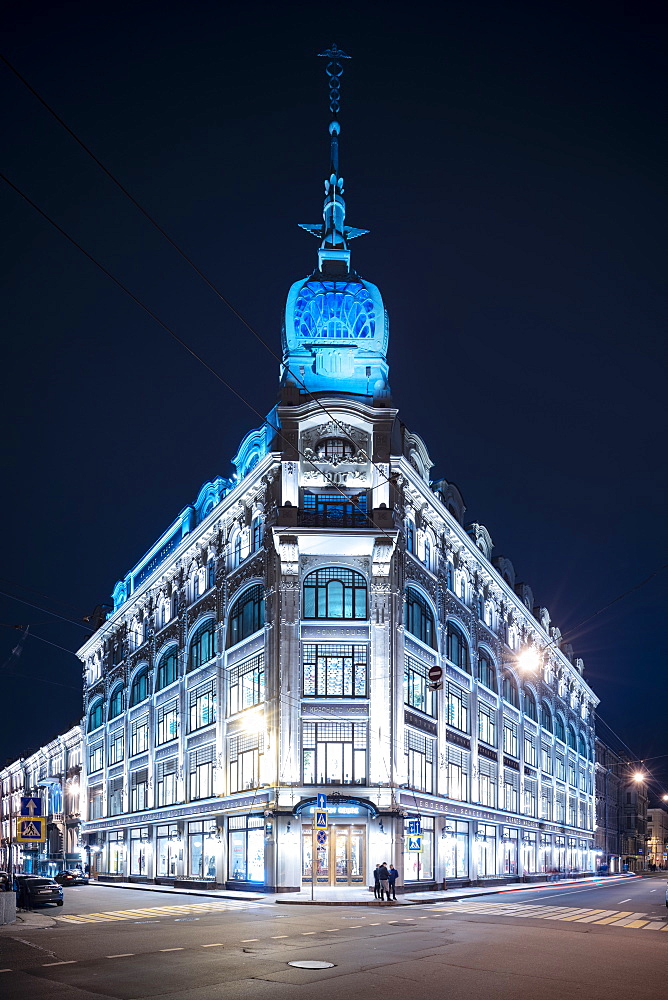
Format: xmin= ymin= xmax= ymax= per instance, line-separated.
xmin=302 ymin=824 xmax=366 ymax=886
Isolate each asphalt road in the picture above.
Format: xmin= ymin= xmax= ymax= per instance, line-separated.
xmin=0 ymin=877 xmax=665 ymax=1000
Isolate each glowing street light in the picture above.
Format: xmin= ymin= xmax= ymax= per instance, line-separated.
xmin=242 ymin=708 xmax=264 ymax=734
xmin=517 ymin=647 xmax=540 ymax=673
xmin=632 ymin=771 xmax=645 ymax=782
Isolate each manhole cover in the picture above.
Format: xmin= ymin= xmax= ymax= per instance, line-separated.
xmin=287 ymin=961 xmax=336 ymax=970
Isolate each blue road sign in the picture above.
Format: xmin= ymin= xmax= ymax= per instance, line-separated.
xmin=316 ymin=829 xmax=328 ymax=845
xmin=317 ymin=793 xmax=327 ymax=810
xmin=407 ymin=834 xmax=422 ymax=852
xmin=20 ymin=796 xmax=42 ymax=817
xmin=315 ymin=810 xmax=328 ymax=829
xmin=408 ymin=819 xmax=421 ymax=835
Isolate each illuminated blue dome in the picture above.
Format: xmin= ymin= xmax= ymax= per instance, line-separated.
xmin=294 ymin=280 xmax=375 ymax=341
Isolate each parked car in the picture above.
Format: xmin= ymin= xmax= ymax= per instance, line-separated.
xmin=54 ymin=870 xmax=89 ymax=886
xmin=14 ymin=875 xmax=64 ymax=907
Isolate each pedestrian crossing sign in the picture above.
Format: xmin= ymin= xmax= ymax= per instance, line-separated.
xmin=407 ymin=834 xmax=422 ymax=852
xmin=315 ymin=810 xmax=328 ymax=829
xmin=16 ymin=817 xmax=46 ymax=842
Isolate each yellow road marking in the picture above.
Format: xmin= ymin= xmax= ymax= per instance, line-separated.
xmin=624 ymin=920 xmax=649 ymax=929
xmin=593 ymin=911 xmax=633 ymax=925
xmin=559 ymin=909 xmax=604 ymax=922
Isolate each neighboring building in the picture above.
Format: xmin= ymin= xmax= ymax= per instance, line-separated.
xmin=594 ymin=736 xmax=649 ymax=873
xmin=646 ymin=808 xmax=668 ymax=868
xmin=76 ymin=52 xmax=600 ymax=891
xmin=0 ymin=727 xmax=82 ymax=875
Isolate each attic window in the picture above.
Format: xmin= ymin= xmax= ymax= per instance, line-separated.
xmin=316 ymin=437 xmax=354 ymax=460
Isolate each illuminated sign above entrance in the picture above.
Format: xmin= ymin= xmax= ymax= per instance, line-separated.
xmin=308 ymin=805 xmax=361 ymax=816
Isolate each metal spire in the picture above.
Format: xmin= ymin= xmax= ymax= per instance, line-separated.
xmin=298 ymin=44 xmax=368 ymax=261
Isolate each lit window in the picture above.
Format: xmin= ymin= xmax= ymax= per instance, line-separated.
xmin=108 ymin=687 xmax=123 ymax=720
xmin=157 ymin=647 xmax=179 ymax=689
xmin=524 ymin=688 xmax=537 ymax=722
xmin=446 ymin=623 xmax=469 ymax=672
xmin=129 ymin=669 xmax=149 ymax=707
xmin=316 ymin=437 xmax=355 ymax=460
xmin=541 ymin=702 xmax=553 ymax=732
xmin=502 ymin=673 xmax=519 ymax=708
xmin=478 ymin=653 xmax=496 ymax=691
xmin=189 ymin=619 xmax=216 ymax=670
xmin=228 ymin=586 xmax=265 ymax=646
xmin=405 ymin=588 xmax=437 ymax=648
xmin=304 ymin=567 xmax=367 ymax=620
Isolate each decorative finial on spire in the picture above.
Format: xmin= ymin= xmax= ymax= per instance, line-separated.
xmin=318 ymin=43 xmax=351 ymax=115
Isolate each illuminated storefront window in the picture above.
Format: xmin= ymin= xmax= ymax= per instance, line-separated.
xmin=188 ymin=820 xmax=218 ymax=879
xmin=443 ymin=820 xmax=469 ymax=878
xmin=403 ymin=817 xmax=433 ymax=881
xmin=228 ymin=814 xmax=265 ymax=882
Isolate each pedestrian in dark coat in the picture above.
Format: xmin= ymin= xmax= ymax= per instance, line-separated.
xmin=377 ymin=863 xmax=391 ymax=901
xmin=373 ymin=864 xmax=382 ymax=899
xmin=387 ymin=864 xmax=398 ymax=900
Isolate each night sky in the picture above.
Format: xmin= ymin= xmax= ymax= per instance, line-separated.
xmin=2 ymin=1 xmax=666 ymax=798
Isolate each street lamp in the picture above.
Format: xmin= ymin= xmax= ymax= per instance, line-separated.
xmin=517 ymin=647 xmax=540 ymax=673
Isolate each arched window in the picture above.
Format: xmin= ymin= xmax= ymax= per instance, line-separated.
xmin=554 ymin=714 xmax=565 ymax=743
xmin=316 ymin=437 xmax=354 ymax=460
xmin=108 ymin=686 xmax=123 ymax=720
xmin=524 ymin=688 xmax=537 ymax=722
xmin=568 ymin=725 xmax=577 ymax=751
xmin=476 ymin=596 xmax=484 ymax=620
xmin=193 ymin=572 xmax=200 ymax=601
xmin=303 ymin=567 xmax=367 ymax=620
xmin=189 ymin=619 xmax=216 ymax=669
xmin=446 ymin=565 xmax=454 ymax=591
xmin=252 ymin=517 xmax=264 ymax=552
xmin=405 ymin=588 xmax=437 ymax=649
xmin=171 ymin=591 xmax=179 ymax=619
xmin=406 ymin=521 xmax=414 ymax=554
xmin=541 ymin=702 xmax=553 ymax=732
xmin=502 ymin=672 xmax=519 ymax=707
xmin=130 ymin=667 xmax=149 ymax=707
xmin=478 ymin=653 xmax=496 ymax=691
xmin=424 ymin=537 xmax=431 ymax=571
xmin=207 ymin=559 xmax=216 ymax=590
xmin=88 ymin=700 xmax=104 ymax=732
xmin=446 ymin=622 xmax=470 ymax=672
xmin=228 ymin=585 xmax=265 ymax=646
xmin=578 ymin=734 xmax=587 ymax=758
xmin=156 ymin=646 xmax=179 ymax=690
xmin=233 ymin=535 xmax=242 ymax=568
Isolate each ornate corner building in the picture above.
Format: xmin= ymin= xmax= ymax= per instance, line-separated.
xmin=78 ymin=49 xmax=598 ymax=892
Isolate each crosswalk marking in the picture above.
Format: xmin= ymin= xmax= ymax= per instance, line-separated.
xmin=56 ymin=900 xmax=255 ymax=925
xmin=434 ymin=901 xmax=667 ymax=932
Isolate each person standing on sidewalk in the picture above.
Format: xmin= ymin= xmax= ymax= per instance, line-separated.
xmin=373 ymin=864 xmax=382 ymax=899
xmin=387 ymin=864 xmax=398 ymax=900
xmin=377 ymin=863 xmax=391 ymax=901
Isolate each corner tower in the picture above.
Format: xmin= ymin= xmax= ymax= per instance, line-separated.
xmin=281 ymin=46 xmax=390 ymax=403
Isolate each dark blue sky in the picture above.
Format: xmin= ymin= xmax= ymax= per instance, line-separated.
xmin=2 ymin=1 xmax=666 ymax=796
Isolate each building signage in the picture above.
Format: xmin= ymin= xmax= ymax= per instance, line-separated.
xmin=307 ymin=805 xmax=362 ymax=816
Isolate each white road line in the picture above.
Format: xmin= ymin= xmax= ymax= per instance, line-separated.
xmin=201 ymin=943 xmax=224 ymax=948
xmin=159 ymin=948 xmax=184 ymax=952
xmin=649 ymin=889 xmax=657 ymax=892
xmin=302 ymin=931 xmax=316 ymax=935
xmin=241 ymin=938 xmax=259 ymax=942
xmin=42 ymin=961 xmax=77 ymax=967
xmin=106 ymin=954 xmax=135 ymax=959
xmin=271 ymin=935 xmax=288 ymax=939
xmin=618 ymin=899 xmax=632 ymax=903
xmin=0 ymin=969 xmax=12 ymax=973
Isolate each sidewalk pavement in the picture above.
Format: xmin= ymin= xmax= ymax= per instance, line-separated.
xmin=39 ymin=872 xmax=639 ymax=907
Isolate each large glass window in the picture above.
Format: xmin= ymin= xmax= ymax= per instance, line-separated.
xmin=88 ymin=786 xmax=103 ymax=820
xmin=478 ymin=759 xmax=497 ymax=807
xmin=229 ymin=732 xmax=264 ymax=792
xmin=130 ymin=668 xmax=149 ymax=707
xmin=503 ymin=771 xmax=519 ymax=813
xmin=156 ymin=824 xmax=180 ymax=877
xmin=541 ymin=702 xmax=553 ymax=732
xmin=446 ymin=745 xmax=469 ymax=800
xmin=188 ymin=819 xmax=218 ymax=879
xmin=88 ymin=701 xmax=104 ymax=732
xmin=229 ymin=653 xmax=265 ymax=714
xmin=303 ymin=645 xmax=367 ymax=698
xmin=157 ymin=647 xmax=179 ymax=690
xmin=476 ymin=824 xmax=497 ymax=876
xmin=107 ymin=830 xmax=125 ymax=873
xmin=404 ymin=655 xmax=434 ymax=716
xmin=405 ymin=729 xmax=434 ymax=793
xmin=478 ymin=653 xmax=496 ymax=691
xmin=130 ymin=769 xmax=148 ymax=812
xmin=189 ymin=745 xmax=214 ymax=800
xmin=524 ymin=688 xmax=537 ymax=722
xmin=446 ymin=623 xmax=470 ymax=672
xmin=404 ymin=588 xmax=436 ymax=648
xmin=228 ymin=814 xmax=265 ymax=883
xmin=156 ymin=758 xmax=178 ymax=806
xmin=107 ymin=777 xmax=123 ymax=816
xmin=108 ymin=687 xmax=123 ymax=720
xmin=503 ymin=721 xmax=518 ymax=758
xmin=502 ymin=673 xmax=519 ymax=708
xmin=478 ymin=703 xmax=497 ymax=746
xmin=524 ymin=731 xmax=537 ymax=767
xmin=130 ymin=717 xmax=149 ymax=756
xmin=88 ymin=743 xmax=103 ymax=773
xmin=568 ymin=726 xmax=577 ymax=751
xmin=156 ymin=700 xmax=179 ymax=744
xmin=130 ymin=826 xmax=149 ymax=875
xmin=189 ymin=679 xmax=216 ymax=731
xmin=443 ymin=820 xmax=469 ymax=878
xmin=228 ymin=585 xmax=265 ymax=645
xmin=189 ymin=619 xmax=216 ymax=670
xmin=109 ymin=730 xmax=124 ymax=765
xmin=554 ymin=714 xmax=566 ymax=743
xmin=302 ymin=491 xmax=368 ymax=527
xmin=303 ymin=567 xmax=367 ymax=620
xmin=302 ymin=721 xmax=367 ymax=785
xmin=445 ymin=682 xmax=469 ymax=733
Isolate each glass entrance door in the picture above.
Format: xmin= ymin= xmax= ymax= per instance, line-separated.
xmin=302 ymin=825 xmax=366 ymax=885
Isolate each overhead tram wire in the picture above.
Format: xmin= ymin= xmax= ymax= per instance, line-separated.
xmin=0 ymin=171 xmax=400 ymax=567
xmin=0 ymin=52 xmax=394 ymax=491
